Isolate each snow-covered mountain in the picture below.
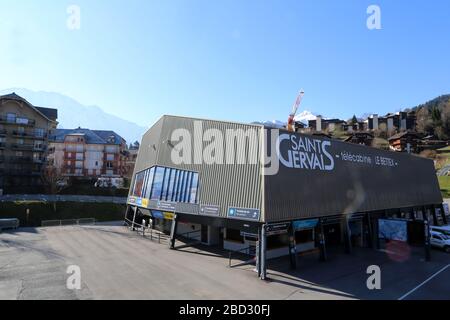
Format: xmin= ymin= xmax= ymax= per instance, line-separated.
xmin=254 ymin=110 xmax=318 ymax=129
xmin=0 ymin=88 xmax=147 ymax=144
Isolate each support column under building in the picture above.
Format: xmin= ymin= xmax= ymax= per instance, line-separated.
xmin=343 ymin=215 xmax=352 ymax=254
xmin=260 ymin=225 xmax=267 ymax=281
xmin=431 ymin=205 xmax=439 ymax=226
xmin=131 ymin=206 xmax=137 ymax=231
xmin=423 ymin=207 xmax=431 ymax=262
xmin=256 ymin=226 xmax=262 ymax=278
xmin=318 ymin=218 xmax=327 ymax=262
xmin=440 ymin=203 xmax=448 ymax=225
xmin=169 ymin=214 xmax=178 ymax=250
xmin=366 ymin=213 xmax=374 ymax=249
xmin=288 ymin=224 xmax=297 ymax=269
xmin=124 ymin=205 xmax=130 ymax=222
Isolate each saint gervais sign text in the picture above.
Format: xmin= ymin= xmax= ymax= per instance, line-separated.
xmin=277 ymin=134 xmax=335 ymax=171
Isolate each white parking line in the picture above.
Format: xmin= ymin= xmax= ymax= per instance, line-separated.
xmin=398 ymin=264 xmax=450 ymax=300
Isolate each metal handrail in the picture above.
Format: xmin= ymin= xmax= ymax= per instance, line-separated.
xmin=125 ymin=218 xmax=166 ymax=244
xmin=177 ymin=229 xmax=201 ymax=241
xmin=228 ymin=245 xmax=257 ymax=268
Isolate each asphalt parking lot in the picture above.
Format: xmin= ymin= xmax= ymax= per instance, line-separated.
xmin=1 ymin=222 xmax=449 ymax=300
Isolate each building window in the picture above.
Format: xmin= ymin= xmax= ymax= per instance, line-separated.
xmin=132 ymin=166 xmax=200 ymax=204
xmin=132 ymin=171 xmax=146 ymax=197
xmin=151 ymin=167 xmax=165 ymax=200
xmin=33 ymin=153 xmax=42 ymax=162
xmin=34 ymin=140 xmax=44 ymax=150
xmin=76 ymin=153 xmax=83 ymax=160
xmin=106 ymin=154 xmax=114 ymax=161
xmin=142 ymin=167 xmax=155 ymax=199
xmin=35 ymin=128 xmax=45 ymax=138
xmin=16 ymin=117 xmax=29 ymax=125
xmin=6 ymin=113 xmax=16 ymax=123
xmin=106 ymin=161 xmax=114 ymax=169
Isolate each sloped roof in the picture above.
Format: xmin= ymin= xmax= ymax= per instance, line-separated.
xmin=0 ymin=92 xmax=58 ymax=122
xmin=50 ymin=128 xmax=124 ymax=145
xmin=35 ymin=107 xmax=58 ymax=121
xmin=388 ymin=131 xmax=420 ymax=141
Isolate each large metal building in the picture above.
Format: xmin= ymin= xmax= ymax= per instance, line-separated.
xmin=126 ymin=115 xmax=446 ymax=279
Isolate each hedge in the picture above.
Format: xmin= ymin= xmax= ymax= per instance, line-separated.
xmin=0 ymin=201 xmax=127 ymax=227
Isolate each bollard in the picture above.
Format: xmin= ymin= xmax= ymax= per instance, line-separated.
xmin=142 ymin=219 xmax=146 ymax=237
xmin=158 ymin=232 xmax=161 ymax=244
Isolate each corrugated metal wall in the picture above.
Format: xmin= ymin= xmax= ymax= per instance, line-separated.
xmin=133 ymin=115 xmax=265 ymax=221
xmin=129 ymin=117 xmax=164 ymax=191
xmin=264 ymin=130 xmax=443 ymax=222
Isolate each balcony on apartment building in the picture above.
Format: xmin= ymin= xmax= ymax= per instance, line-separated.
xmin=0 ymin=115 xmax=36 ymax=127
xmin=0 ymin=128 xmax=7 ymax=136
xmin=8 ymin=156 xmax=33 ymax=163
xmin=10 ymin=130 xmax=47 ymax=139
xmin=0 ymin=142 xmax=5 ymax=149
xmin=11 ymin=143 xmax=35 ymax=151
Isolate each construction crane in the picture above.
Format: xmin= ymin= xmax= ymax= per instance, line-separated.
xmin=287 ymin=89 xmax=305 ymax=132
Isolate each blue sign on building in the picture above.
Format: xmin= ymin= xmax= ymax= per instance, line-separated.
xmin=151 ymin=211 xmax=164 ymax=219
xmin=227 ymin=207 xmax=260 ymax=221
xmin=293 ymin=219 xmax=319 ymax=231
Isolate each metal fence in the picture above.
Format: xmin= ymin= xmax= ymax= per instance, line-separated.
xmin=124 ymin=218 xmax=169 ymax=244
xmin=41 ymin=218 xmax=96 ymax=227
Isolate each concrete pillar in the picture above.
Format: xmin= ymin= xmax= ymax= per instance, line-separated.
xmin=256 ymin=226 xmax=261 ymax=278
xmin=366 ymin=213 xmax=374 ymax=249
xmin=288 ymin=224 xmax=297 ymax=269
xmin=124 ymin=205 xmax=130 ymax=222
xmin=260 ymin=225 xmax=267 ymax=280
xmin=400 ymin=112 xmax=407 ymax=130
xmin=169 ymin=214 xmax=178 ymax=249
xmin=432 ymin=205 xmax=439 ymax=226
xmin=207 ymin=226 xmax=221 ymax=246
xmin=423 ymin=207 xmax=431 ymax=262
xmin=387 ymin=118 xmax=394 ymax=132
xmin=131 ymin=206 xmax=137 ymax=231
xmin=372 ymin=114 xmax=379 ymax=130
xmin=343 ymin=215 xmax=352 ymax=254
xmin=319 ymin=218 xmax=327 ymax=262
xmin=316 ymin=116 xmax=322 ymax=132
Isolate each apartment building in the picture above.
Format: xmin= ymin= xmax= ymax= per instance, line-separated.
xmin=366 ymin=112 xmax=416 ymax=132
xmin=0 ymin=93 xmax=58 ymax=193
xmin=49 ymin=128 xmax=127 ymax=179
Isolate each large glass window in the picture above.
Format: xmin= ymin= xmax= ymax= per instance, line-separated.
xmin=151 ymin=167 xmax=165 ymax=200
xmin=184 ymin=172 xmax=192 ymax=203
xmin=190 ymin=173 xmax=199 ymax=204
xmin=143 ymin=167 xmax=155 ymax=199
xmin=167 ymin=169 xmax=176 ymax=201
xmin=132 ymin=171 xmax=146 ymax=197
xmin=133 ymin=166 xmax=200 ymax=203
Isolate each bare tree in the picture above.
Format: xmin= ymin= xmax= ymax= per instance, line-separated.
xmin=41 ymin=165 xmax=69 ymax=212
xmin=416 ymin=107 xmax=433 ymax=135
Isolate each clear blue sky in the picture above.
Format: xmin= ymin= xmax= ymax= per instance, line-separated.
xmin=0 ymin=0 xmax=449 ymax=127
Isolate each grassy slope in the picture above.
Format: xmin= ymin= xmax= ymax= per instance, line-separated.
xmin=437 ymin=146 xmax=450 ymax=198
